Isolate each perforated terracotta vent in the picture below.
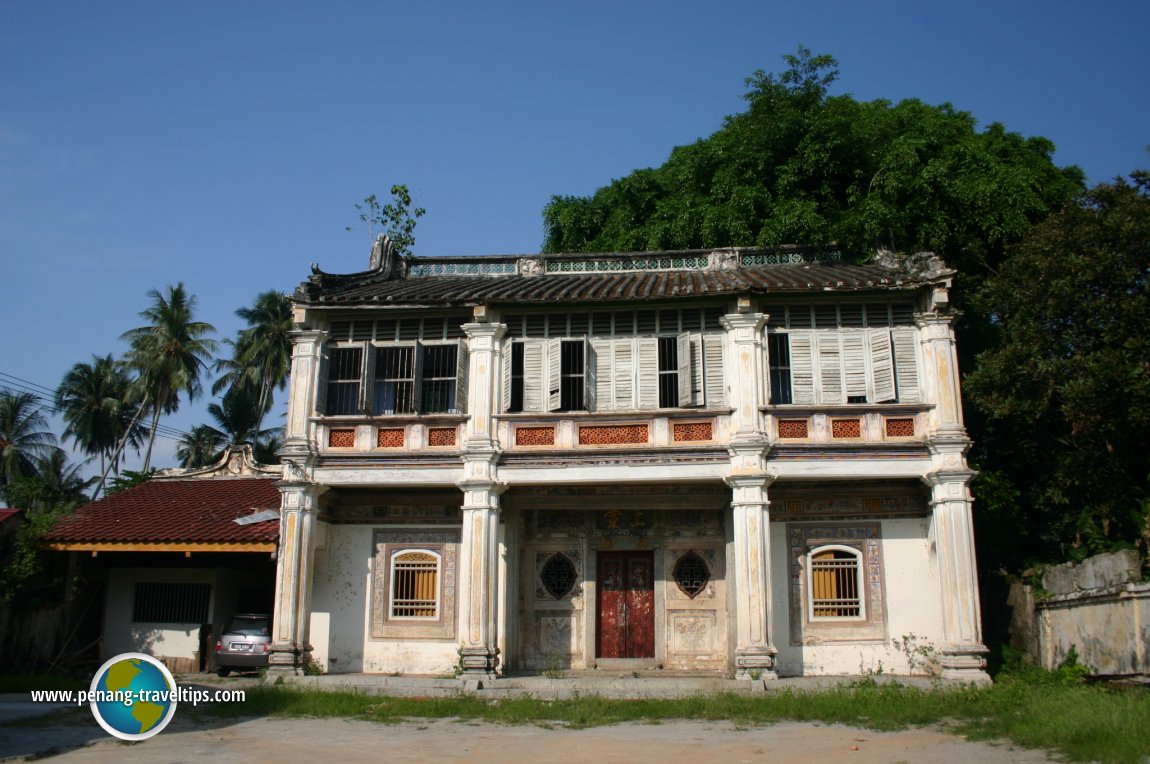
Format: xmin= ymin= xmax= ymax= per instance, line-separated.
xmin=328 ymin=429 xmax=355 ymax=448
xmin=427 ymin=428 xmax=457 ymax=447
xmin=578 ymin=424 xmax=649 ymax=446
xmin=885 ymin=418 xmax=915 ymax=437
xmin=673 ymin=422 xmax=713 ymax=442
xmin=777 ymin=419 xmax=809 ymax=439
xmin=515 ymin=426 xmax=555 ymax=446
xmin=831 ymin=419 xmax=862 ymax=439
xmin=377 ymin=428 xmax=405 ymax=448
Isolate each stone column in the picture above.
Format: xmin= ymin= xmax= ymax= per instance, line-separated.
xmin=268 ymin=478 xmax=327 ymax=674
xmin=461 ymin=319 xmax=507 ymax=450
xmin=283 ymin=327 xmax=325 ymax=452
xmin=926 ymin=467 xmax=991 ymax=683
xmin=721 ymin=310 xmax=777 ymax=678
xmin=456 ymin=462 xmax=505 ymax=679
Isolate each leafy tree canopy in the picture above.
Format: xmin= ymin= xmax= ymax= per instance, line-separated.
xmin=542 ymin=47 xmax=1084 ymax=283
xmin=347 ymin=184 xmax=426 ymax=257
xmin=967 ymin=172 xmax=1150 ymax=567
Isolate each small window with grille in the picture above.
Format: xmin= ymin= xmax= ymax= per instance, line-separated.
xmin=420 ymin=344 xmax=458 ymax=413
xmin=806 ymin=545 xmax=864 ymax=620
xmin=373 ymin=346 xmax=416 ymax=414
xmin=325 ymin=347 xmax=363 ymax=415
xmin=673 ymin=551 xmax=710 ymax=598
xmin=390 ymin=551 xmax=440 ymax=619
xmin=540 ymin=553 xmax=578 ymax=599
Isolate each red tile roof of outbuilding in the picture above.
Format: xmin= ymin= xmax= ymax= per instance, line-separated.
xmin=45 ymin=478 xmax=280 ymax=545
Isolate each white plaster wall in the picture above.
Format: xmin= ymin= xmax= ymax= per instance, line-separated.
xmin=310 ymin=524 xmax=458 ymax=675
xmin=104 ymin=568 xmax=217 ymax=662
xmin=771 ymin=518 xmax=945 ymax=677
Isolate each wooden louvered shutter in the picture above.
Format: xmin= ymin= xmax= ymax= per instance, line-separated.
xmin=453 ymin=338 xmax=468 ymax=414
xmin=612 ymin=338 xmax=634 ymax=410
xmin=789 ymin=332 xmax=815 ymax=405
xmin=817 ymin=333 xmax=845 ymax=404
xmin=869 ymin=329 xmax=896 ymax=403
xmin=702 ymin=333 xmax=725 ymax=407
xmin=501 ymin=340 xmax=513 ymax=413
xmin=891 ymin=328 xmax=920 ymax=403
xmin=523 ymin=339 xmax=545 ymax=412
xmin=677 ymin=332 xmax=695 ymax=407
xmin=410 ymin=341 xmax=424 ymax=414
xmin=636 ymin=337 xmax=659 ymax=409
xmin=589 ymin=338 xmax=611 ymax=411
xmin=546 ymin=338 xmax=562 ymax=412
xmin=316 ymin=345 xmax=330 ymax=416
xmin=842 ymin=331 xmax=868 ymax=400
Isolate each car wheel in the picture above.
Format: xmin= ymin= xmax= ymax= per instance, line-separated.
xmin=217 ymin=667 xmax=231 ymax=677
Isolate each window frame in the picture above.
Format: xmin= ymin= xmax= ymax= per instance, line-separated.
xmin=322 ymin=338 xmax=466 ymax=417
xmin=805 ymin=544 xmax=866 ymax=622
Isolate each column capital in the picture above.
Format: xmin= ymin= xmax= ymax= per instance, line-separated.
xmin=720 ymin=312 xmax=768 ymax=333
xmin=462 ymin=321 xmax=508 ymax=342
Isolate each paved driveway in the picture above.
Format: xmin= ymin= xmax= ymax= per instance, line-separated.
xmin=1 ymin=710 xmax=1053 ymax=763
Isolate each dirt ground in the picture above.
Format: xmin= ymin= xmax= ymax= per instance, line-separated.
xmin=1 ymin=710 xmax=1056 ymax=763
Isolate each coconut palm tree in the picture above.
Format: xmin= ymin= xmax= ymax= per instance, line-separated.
xmin=120 ymin=284 xmax=217 ymax=471
xmin=56 ymin=354 xmax=144 ymax=497
xmin=213 ymin=290 xmax=292 ymax=435
xmin=176 ymin=425 xmax=227 ymax=469
xmin=0 ymin=392 xmax=62 ymax=488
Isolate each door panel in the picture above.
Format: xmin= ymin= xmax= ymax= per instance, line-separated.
xmin=596 ymin=551 xmax=655 ymax=659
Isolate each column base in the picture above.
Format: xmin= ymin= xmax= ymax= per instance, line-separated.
xmin=268 ymin=642 xmax=312 ymax=676
xmin=735 ymin=646 xmax=778 ymax=680
xmin=939 ymin=644 xmax=992 ymax=685
xmin=459 ymin=646 xmax=500 ymax=680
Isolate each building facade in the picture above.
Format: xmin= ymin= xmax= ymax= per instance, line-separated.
xmin=271 ymin=240 xmax=989 ymax=682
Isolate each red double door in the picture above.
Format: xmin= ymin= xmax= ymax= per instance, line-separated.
xmin=596 ymin=551 xmax=655 ymax=659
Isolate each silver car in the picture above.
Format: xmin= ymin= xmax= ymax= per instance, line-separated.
xmin=215 ymin=614 xmax=271 ymax=676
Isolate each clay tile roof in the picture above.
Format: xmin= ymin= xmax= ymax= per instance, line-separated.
xmin=294 ymin=247 xmax=941 ymax=308
xmin=45 ymin=478 xmax=281 ymax=545
xmin=0 ymin=508 xmax=22 ymax=525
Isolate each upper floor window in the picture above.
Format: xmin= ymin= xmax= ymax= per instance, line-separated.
xmin=764 ymin=302 xmax=919 ymax=405
xmin=323 ymin=339 xmax=467 ymax=416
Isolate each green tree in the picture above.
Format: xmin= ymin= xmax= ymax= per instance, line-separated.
xmin=175 ymin=425 xmax=227 ymax=469
xmin=966 ymin=172 xmax=1150 ymax=567
xmin=347 ymin=184 xmax=426 ymax=257
xmin=55 ymin=354 xmax=143 ymax=497
xmin=542 ymin=47 xmax=1083 ymax=284
xmin=212 ymin=290 xmax=292 ymax=436
xmin=119 ymin=284 xmax=218 ymax=471
xmin=0 ymin=392 xmax=61 ymax=488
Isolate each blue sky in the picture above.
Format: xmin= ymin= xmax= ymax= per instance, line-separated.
xmin=1 ymin=1 xmax=1147 ymax=475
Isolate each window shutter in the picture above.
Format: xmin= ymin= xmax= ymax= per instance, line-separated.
xmin=361 ymin=343 xmax=377 ymax=414
xmin=522 ymin=340 xmax=545 ymax=412
xmin=842 ymin=331 xmax=867 ymax=400
xmin=869 ymin=329 xmax=896 ymax=403
xmin=676 ymin=332 xmax=695 ymax=407
xmin=501 ymin=341 xmax=513 ymax=413
xmin=316 ymin=346 xmax=330 ymax=416
xmin=546 ymin=337 xmax=562 ymax=411
xmin=789 ymin=332 xmax=815 ymax=404
xmin=636 ymin=337 xmax=659 ymax=409
xmin=612 ymin=338 xmax=634 ymax=410
xmin=817 ymin=333 xmax=845 ymax=404
xmin=453 ymin=339 xmax=468 ymax=414
xmin=891 ymin=327 xmax=920 ymax=403
xmin=411 ymin=341 xmax=424 ymax=414
xmin=585 ymin=338 xmax=599 ymax=411
xmin=702 ymin=333 xmax=725 ymax=407
xmin=589 ymin=338 xmax=612 ymax=411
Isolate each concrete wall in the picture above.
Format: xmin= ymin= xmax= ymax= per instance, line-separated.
xmin=772 ymin=518 xmax=946 ymax=677
xmin=104 ymin=567 xmax=240 ymax=670
xmin=1013 ymin=550 xmax=1150 ymax=675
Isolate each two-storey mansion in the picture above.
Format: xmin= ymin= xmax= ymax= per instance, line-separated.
xmin=269 ymin=240 xmax=989 ymax=682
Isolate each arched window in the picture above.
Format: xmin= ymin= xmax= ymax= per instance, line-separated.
xmin=541 ymin=553 xmax=578 ymax=599
xmin=673 ymin=551 xmax=710 ymax=598
xmin=806 ymin=545 xmax=864 ymax=620
xmin=390 ymin=550 xmax=441 ymax=619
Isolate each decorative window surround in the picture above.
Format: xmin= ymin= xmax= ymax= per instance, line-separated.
xmin=788 ymin=523 xmax=886 ymax=645
xmin=371 ymin=530 xmax=457 ymax=639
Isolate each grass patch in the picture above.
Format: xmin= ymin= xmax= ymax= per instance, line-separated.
xmin=202 ymin=671 xmax=1150 ymax=763
xmin=0 ymin=673 xmax=87 ymax=693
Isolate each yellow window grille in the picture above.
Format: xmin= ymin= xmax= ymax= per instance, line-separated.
xmin=391 ymin=552 xmax=439 ymax=618
xmin=809 ymin=548 xmax=862 ymax=618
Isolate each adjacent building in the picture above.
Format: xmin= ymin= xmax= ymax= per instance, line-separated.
xmin=271 ymin=240 xmax=989 ymax=682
